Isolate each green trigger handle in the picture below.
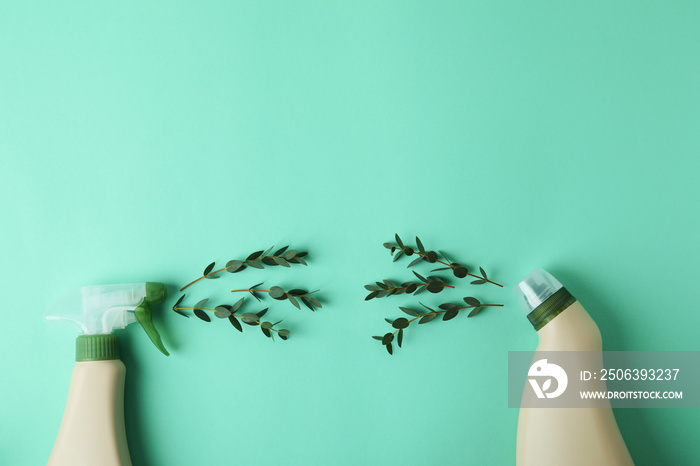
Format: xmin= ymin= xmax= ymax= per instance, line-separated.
xmin=134 ymin=282 xmax=170 ymax=356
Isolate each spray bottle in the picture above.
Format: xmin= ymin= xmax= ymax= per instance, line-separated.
xmin=45 ymin=282 xmax=169 ymax=466
xmin=513 ymin=268 xmax=633 ymax=466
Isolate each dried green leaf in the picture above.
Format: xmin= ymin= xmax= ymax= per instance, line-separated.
xmin=438 ymin=251 xmax=453 ymax=264
xmin=194 ymin=309 xmax=211 ymax=322
xmin=246 ymin=260 xmax=264 ymax=269
xmin=269 ymin=286 xmax=285 ymax=299
xmin=443 ymin=308 xmax=459 ymax=321
xmin=173 ymin=309 xmax=190 ymax=318
xmin=382 ymin=332 xmax=394 ymax=345
xmin=226 ymin=260 xmax=244 ymax=273
xmin=416 ymin=236 xmax=425 ymax=254
xmin=229 ymin=315 xmax=243 ymax=332
xmin=273 ymin=256 xmax=290 ymax=267
xmin=193 ymin=299 xmax=208 ymax=311
xmin=241 ymin=313 xmax=259 ymax=324
xmin=392 ymin=318 xmax=409 ymax=329
xmin=247 ymin=250 xmax=263 ymax=261
xmin=400 ymin=307 xmax=420 ymax=317
xmin=231 ymin=297 xmax=245 ymax=312
xmin=426 ymin=282 xmax=443 ymax=293
xmin=463 ymin=297 xmax=481 ymax=307
xmin=173 ymin=294 xmax=186 ymax=309
xmin=307 ymin=297 xmax=322 ymax=308
xmin=214 ymin=306 xmax=232 ymax=318
xmin=287 ymin=295 xmax=301 ymax=309
xmin=407 ymin=256 xmax=422 ymax=268
xmin=203 ymin=261 xmax=215 ymax=276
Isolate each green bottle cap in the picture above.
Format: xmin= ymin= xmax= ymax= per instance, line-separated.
xmin=76 ymin=334 xmax=120 ymax=361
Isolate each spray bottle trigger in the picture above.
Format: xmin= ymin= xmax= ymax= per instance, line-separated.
xmin=134 ymin=298 xmax=170 ymax=356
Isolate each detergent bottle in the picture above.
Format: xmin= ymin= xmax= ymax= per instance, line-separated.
xmin=513 ymin=268 xmax=633 ymax=466
xmin=45 ymin=282 xmax=169 ymax=466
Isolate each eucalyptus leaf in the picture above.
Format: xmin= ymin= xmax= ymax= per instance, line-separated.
xmin=468 ymin=307 xmax=483 ymax=317
xmin=261 ymin=327 xmax=272 ymax=338
xmin=454 ymin=266 xmax=468 ymax=278
xmin=173 ymin=309 xmax=190 ymax=318
xmin=386 ymin=342 xmax=393 ymax=355
xmin=203 ymin=262 xmax=215 ymax=276
xmin=226 ymin=260 xmax=243 ymax=273
xmin=283 ymin=249 xmax=297 ymax=260
xmin=365 ymin=291 xmax=379 ymax=301
xmin=382 ymin=332 xmax=394 ymax=345
xmin=383 ymin=242 xmax=394 ymax=250
xmin=193 ymin=299 xmax=208 ymax=311
xmin=392 ymin=318 xmax=409 ymax=329
xmin=261 ymin=246 xmax=274 ymax=258
xmin=194 ymin=309 xmax=211 ymax=322
xmin=416 ymin=236 xmax=425 ymax=254
xmin=426 ymin=251 xmax=438 ymax=263
xmin=365 ymin=284 xmax=379 ymax=291
xmin=274 ymin=246 xmax=289 ymax=256
xmin=443 ymin=308 xmax=459 ymax=321
xmin=463 ymin=297 xmax=481 ymax=307
xmin=287 ymin=295 xmax=301 ymax=309
xmin=372 ymin=335 xmax=383 ymax=341
xmin=397 ymin=328 xmax=404 ymax=347
xmin=400 ymin=307 xmax=420 ymax=317
xmin=247 ymin=250 xmax=263 ymax=260
xmin=471 ymin=279 xmax=486 ymax=285
xmin=394 ymin=233 xmax=404 ymax=249
xmin=214 ymin=306 xmax=232 ymax=318
xmin=246 ymin=260 xmax=264 ymax=269
xmin=278 ymin=329 xmax=290 ymax=337
xmin=392 ymin=250 xmax=404 ymax=262
xmin=413 ymin=271 xmax=427 ymax=282
xmin=405 ymin=283 xmax=418 ymax=294
xmin=231 ymin=297 xmax=245 ymax=312
xmin=408 ymin=257 xmax=422 ymax=268
xmin=479 ymin=267 xmax=488 ymax=279
xmin=241 ymin=313 xmax=259 ymax=324
xmin=414 ymin=285 xmax=428 ymax=295
xmin=261 ymin=321 xmax=273 ymax=329
xmin=174 ymin=294 xmax=186 ymax=308
xmin=293 ymin=256 xmax=307 ymax=266
xmin=427 ymin=282 xmax=444 ymax=293
xmin=419 ymin=313 xmax=436 ymax=324
xmin=269 ymin=286 xmax=285 ymax=299
xmin=257 ymin=308 xmax=268 ymax=318
xmin=273 ymin=256 xmax=290 ymax=267
xmin=307 ymin=297 xmax=322 ymax=308
xmin=229 ymin=315 xmax=243 ymax=332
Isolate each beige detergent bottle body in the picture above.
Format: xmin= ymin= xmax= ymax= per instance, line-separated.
xmin=514 ymin=268 xmax=634 ymax=466
xmin=45 ymin=283 xmax=170 ymax=466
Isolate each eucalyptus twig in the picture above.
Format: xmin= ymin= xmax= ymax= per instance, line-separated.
xmin=372 ymin=298 xmax=504 ymax=355
xmin=364 ymin=271 xmax=453 ymax=300
xmin=180 ymin=246 xmax=308 ymax=291
xmin=230 ymin=283 xmax=322 ymax=311
xmin=383 ymin=234 xmax=502 ymax=287
xmin=171 ymin=295 xmax=290 ymax=340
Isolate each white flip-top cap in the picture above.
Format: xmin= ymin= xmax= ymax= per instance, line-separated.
xmin=513 ymin=267 xmax=563 ymax=314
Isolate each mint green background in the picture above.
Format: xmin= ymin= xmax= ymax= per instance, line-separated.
xmin=2 ymin=2 xmax=699 ymax=465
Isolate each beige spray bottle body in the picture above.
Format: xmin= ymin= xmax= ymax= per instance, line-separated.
xmin=514 ymin=268 xmax=633 ymax=466
xmin=45 ymin=283 xmax=169 ymax=466
xmin=48 ymin=338 xmax=131 ymax=466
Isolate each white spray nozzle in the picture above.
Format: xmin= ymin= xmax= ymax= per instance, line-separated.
xmin=45 ymin=282 xmax=169 ymax=355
